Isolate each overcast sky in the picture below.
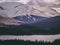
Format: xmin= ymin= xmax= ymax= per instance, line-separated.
xmin=0 ymin=0 xmax=60 ymax=4
xmin=0 ymin=0 xmax=31 ymax=4
xmin=0 ymin=0 xmax=60 ymax=17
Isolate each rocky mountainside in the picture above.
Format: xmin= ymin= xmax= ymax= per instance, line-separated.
xmin=13 ymin=15 xmax=47 ymax=24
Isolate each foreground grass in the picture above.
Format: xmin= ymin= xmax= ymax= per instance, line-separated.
xmin=0 ymin=39 xmax=60 ymax=45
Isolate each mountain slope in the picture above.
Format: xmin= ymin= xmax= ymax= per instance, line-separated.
xmin=13 ymin=15 xmax=47 ymax=23
xmin=30 ymin=16 xmax=60 ymax=28
xmin=0 ymin=16 xmax=60 ymax=35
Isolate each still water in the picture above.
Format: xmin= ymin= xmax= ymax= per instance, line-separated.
xmin=0 ymin=34 xmax=60 ymax=42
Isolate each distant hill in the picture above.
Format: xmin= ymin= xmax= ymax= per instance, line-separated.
xmin=30 ymin=16 xmax=60 ymax=28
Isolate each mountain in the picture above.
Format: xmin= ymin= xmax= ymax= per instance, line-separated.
xmin=0 ymin=16 xmax=23 ymax=27
xmin=13 ymin=15 xmax=47 ymax=24
xmin=0 ymin=2 xmax=59 ymax=18
xmin=0 ymin=16 xmax=60 ymax=35
xmin=0 ymin=2 xmax=60 ymax=35
xmin=30 ymin=16 xmax=60 ymax=28
xmin=10 ymin=16 xmax=60 ymax=35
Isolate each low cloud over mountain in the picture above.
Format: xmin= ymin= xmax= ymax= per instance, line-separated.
xmin=0 ymin=16 xmax=23 ymax=26
xmin=0 ymin=2 xmax=60 ymax=18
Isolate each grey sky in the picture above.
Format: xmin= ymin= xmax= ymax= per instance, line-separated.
xmin=0 ymin=0 xmax=31 ymax=4
xmin=0 ymin=0 xmax=60 ymax=17
xmin=0 ymin=0 xmax=60 ymax=5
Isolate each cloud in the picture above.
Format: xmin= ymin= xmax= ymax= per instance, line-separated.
xmin=43 ymin=0 xmax=56 ymax=3
xmin=0 ymin=0 xmax=5 ymax=3
xmin=43 ymin=0 xmax=60 ymax=5
xmin=18 ymin=0 xmax=30 ymax=4
xmin=0 ymin=0 xmax=60 ymax=17
xmin=0 ymin=0 xmax=60 ymax=5
xmin=53 ymin=8 xmax=60 ymax=13
xmin=0 ymin=0 xmax=31 ymax=4
xmin=6 ymin=0 xmax=19 ymax=2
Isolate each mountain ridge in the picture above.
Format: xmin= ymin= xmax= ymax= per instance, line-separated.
xmin=30 ymin=16 xmax=60 ymax=28
xmin=13 ymin=15 xmax=47 ymax=24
